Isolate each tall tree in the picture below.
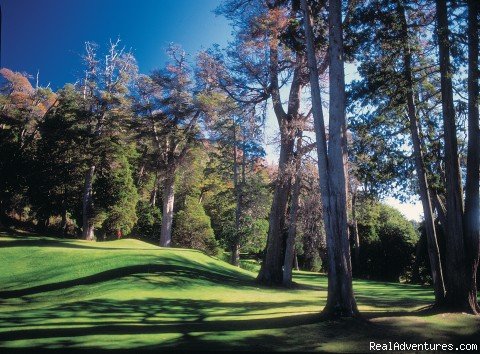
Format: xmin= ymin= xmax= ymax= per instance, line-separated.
xmin=283 ymin=131 xmax=304 ymax=286
xmin=208 ymin=0 xmax=310 ymax=284
xmin=463 ymin=0 xmax=480 ymax=313
xmin=80 ymin=40 xmax=138 ymax=240
xmin=435 ymin=0 xmax=476 ymax=312
xmin=398 ymin=0 xmax=446 ymax=305
xmin=135 ymin=46 xmax=201 ymax=247
xmin=346 ymin=0 xmax=447 ymax=305
xmin=0 ymin=68 xmax=56 ymax=224
xmin=35 ymin=85 xmax=88 ymax=234
xmin=302 ymin=0 xmax=358 ymax=316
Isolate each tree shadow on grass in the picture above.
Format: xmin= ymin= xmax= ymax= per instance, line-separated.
xmin=0 ymin=297 xmax=321 ymax=350
xmin=0 ymin=264 xmax=255 ymax=300
xmin=1 ymin=295 xmax=480 ymax=352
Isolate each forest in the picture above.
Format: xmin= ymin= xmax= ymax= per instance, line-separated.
xmin=0 ymin=0 xmax=479 ymax=352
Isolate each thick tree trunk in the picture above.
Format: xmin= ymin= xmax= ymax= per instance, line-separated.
xmin=257 ymin=129 xmax=295 ymax=284
xmin=257 ymin=17 xmax=303 ymax=285
xmin=436 ymin=0 xmax=473 ymax=312
xmin=464 ymin=0 xmax=480 ymax=313
xmin=283 ymin=137 xmax=302 ymax=286
xmin=160 ymin=170 xmax=175 ymax=247
xmin=302 ymin=0 xmax=358 ymax=317
xmin=399 ymin=4 xmax=446 ymax=305
xmin=82 ymin=165 xmax=95 ymax=241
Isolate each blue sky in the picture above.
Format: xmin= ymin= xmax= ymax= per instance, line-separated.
xmin=1 ymin=0 xmax=230 ymax=88
xmin=0 ymin=0 xmax=422 ymax=221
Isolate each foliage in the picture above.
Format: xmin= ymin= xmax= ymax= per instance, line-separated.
xmin=95 ymin=146 xmax=139 ymax=239
xmin=355 ymin=200 xmax=419 ymax=282
xmin=296 ymin=162 xmax=326 ymax=272
xmin=172 ymin=196 xmax=219 ymax=255
xmin=132 ymin=201 xmax=162 ymax=241
xmin=33 ymin=84 xmax=88 ymax=227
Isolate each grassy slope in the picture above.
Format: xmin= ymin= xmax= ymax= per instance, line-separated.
xmin=1 ymin=233 xmax=479 ymax=352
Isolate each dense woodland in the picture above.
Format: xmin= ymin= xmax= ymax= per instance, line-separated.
xmin=1 ymin=0 xmax=479 ymax=318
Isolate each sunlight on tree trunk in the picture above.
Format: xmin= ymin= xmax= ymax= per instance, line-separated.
xmin=436 ymin=0 xmax=475 ymax=313
xmin=399 ymin=2 xmax=446 ymax=306
xmin=160 ymin=172 xmax=175 ymax=247
xmin=82 ymin=165 xmax=95 ymax=241
xmin=301 ymin=0 xmax=358 ymax=317
xmin=464 ymin=0 xmax=480 ymax=314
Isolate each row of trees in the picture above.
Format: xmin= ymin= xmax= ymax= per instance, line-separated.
xmin=208 ymin=0 xmax=478 ymax=316
xmin=0 ymin=42 xmax=272 ymax=257
xmin=1 ymin=0 xmax=478 ymax=317
xmin=348 ymin=0 xmax=479 ymax=313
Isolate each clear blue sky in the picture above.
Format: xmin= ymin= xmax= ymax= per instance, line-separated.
xmin=0 ymin=0 xmax=422 ymax=220
xmin=1 ymin=0 xmax=230 ymax=89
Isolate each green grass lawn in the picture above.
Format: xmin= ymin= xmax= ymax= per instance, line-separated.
xmin=1 ymin=232 xmax=479 ymax=352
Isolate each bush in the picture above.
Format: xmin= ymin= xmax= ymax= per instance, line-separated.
xmin=95 ymin=151 xmax=139 ymax=239
xmin=240 ymin=218 xmax=268 ymax=254
xmin=172 ymin=196 xmax=219 ymax=255
xmin=355 ymin=201 xmax=418 ymax=282
xmin=133 ymin=201 xmax=162 ymax=241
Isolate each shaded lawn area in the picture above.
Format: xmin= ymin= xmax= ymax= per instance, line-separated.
xmin=0 ymin=233 xmax=479 ymax=352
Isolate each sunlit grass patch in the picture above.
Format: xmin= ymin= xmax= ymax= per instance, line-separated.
xmin=1 ymin=234 xmax=479 ymax=352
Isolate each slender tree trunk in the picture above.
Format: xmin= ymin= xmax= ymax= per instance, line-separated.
xmin=302 ymin=0 xmax=358 ymax=317
xmin=150 ymin=172 xmax=159 ymax=207
xmin=82 ymin=165 xmax=95 ymax=241
xmin=464 ymin=0 xmax=480 ymax=313
xmin=399 ymin=4 xmax=446 ymax=305
xmin=283 ymin=135 xmax=303 ymax=286
xmin=351 ymin=193 xmax=360 ymax=274
xmin=0 ymin=199 xmax=4 ymax=229
xmin=137 ymin=146 xmax=149 ymax=185
xmin=257 ymin=129 xmax=295 ymax=284
xmin=436 ymin=0 xmax=472 ymax=312
xmin=231 ymin=121 xmax=241 ymax=266
xmin=294 ymin=250 xmax=299 ymax=271
xmin=160 ymin=169 xmax=175 ymax=247
xmin=432 ymin=190 xmax=447 ymax=237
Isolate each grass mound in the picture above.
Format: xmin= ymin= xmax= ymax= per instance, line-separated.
xmin=1 ymin=233 xmax=479 ymax=352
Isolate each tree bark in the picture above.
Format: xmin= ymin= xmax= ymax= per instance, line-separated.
xmin=160 ymin=169 xmax=175 ymax=247
xmin=294 ymin=250 xmax=300 ymax=271
xmin=302 ymin=0 xmax=358 ymax=317
xmin=150 ymin=172 xmax=159 ymax=207
xmin=257 ymin=129 xmax=295 ymax=284
xmin=399 ymin=3 xmax=446 ymax=305
xmin=436 ymin=0 xmax=472 ymax=312
xmin=351 ymin=192 xmax=360 ymax=273
xmin=283 ymin=134 xmax=303 ymax=286
xmin=432 ymin=190 xmax=447 ymax=237
xmin=82 ymin=165 xmax=96 ymax=241
xmin=231 ymin=121 xmax=242 ymax=266
xmin=257 ymin=37 xmax=302 ymax=285
xmin=464 ymin=0 xmax=480 ymax=313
